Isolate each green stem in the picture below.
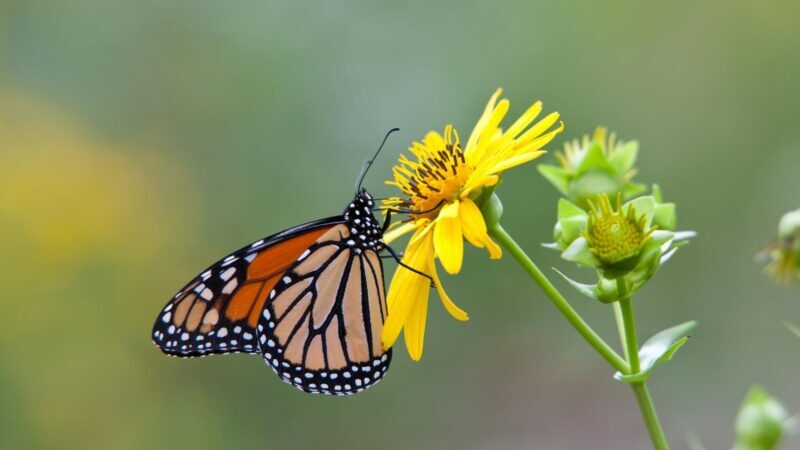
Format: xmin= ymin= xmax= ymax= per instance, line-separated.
xmin=612 ymin=301 xmax=628 ymax=356
xmin=617 ymin=278 xmax=669 ymax=450
xmin=489 ymin=223 xmax=629 ymax=374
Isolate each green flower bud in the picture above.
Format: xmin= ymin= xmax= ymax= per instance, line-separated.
xmin=734 ymin=385 xmax=789 ymax=450
xmin=759 ymin=208 xmax=800 ymax=285
xmin=538 ymin=127 xmax=646 ymax=209
xmin=583 ymin=194 xmax=654 ymax=270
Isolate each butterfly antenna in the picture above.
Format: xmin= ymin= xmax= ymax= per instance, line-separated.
xmin=354 ymin=127 xmax=399 ymax=193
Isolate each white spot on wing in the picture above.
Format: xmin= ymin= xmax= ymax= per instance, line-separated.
xmin=220 ymin=267 xmax=236 ymax=281
xmin=221 ymin=279 xmax=238 ymax=295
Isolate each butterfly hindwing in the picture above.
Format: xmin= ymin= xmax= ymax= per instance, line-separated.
xmin=151 ymin=217 xmax=343 ymax=357
xmin=257 ymin=218 xmax=391 ymax=395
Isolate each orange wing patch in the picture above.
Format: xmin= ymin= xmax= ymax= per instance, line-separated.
xmin=224 ymin=226 xmax=332 ymax=328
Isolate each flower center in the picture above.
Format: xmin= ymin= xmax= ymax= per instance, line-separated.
xmin=588 ymin=215 xmax=644 ymax=264
xmin=584 ymin=194 xmax=652 ymax=266
xmin=390 ymin=129 xmax=472 ymax=219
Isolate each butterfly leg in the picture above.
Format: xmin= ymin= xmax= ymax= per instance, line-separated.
xmin=379 ymin=199 xmax=446 ymax=234
xmin=384 ymin=245 xmax=436 ymax=288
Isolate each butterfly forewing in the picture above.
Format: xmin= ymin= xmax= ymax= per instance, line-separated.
xmin=152 ymin=218 xmax=342 ymax=357
xmin=257 ymin=223 xmax=390 ymax=395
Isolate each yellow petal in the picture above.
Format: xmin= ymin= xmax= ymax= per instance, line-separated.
xmin=459 ymin=198 xmax=488 ymax=240
xmin=381 ymin=235 xmax=433 ymax=350
xmin=382 ymin=269 xmax=420 ymax=350
xmin=516 ymin=120 xmax=565 ymax=152
xmin=465 ymin=88 xmax=503 ymax=154
xmin=403 ymin=287 xmax=429 ymax=361
xmin=433 ymin=203 xmax=463 ymax=274
xmin=517 ymin=111 xmax=561 ymax=144
xmin=485 ymin=150 xmax=546 ymax=175
xmin=459 ymin=198 xmax=502 ymax=259
xmin=431 ymin=263 xmax=468 ymax=321
xmin=383 ymin=221 xmax=418 ymax=244
xmin=438 ymin=200 xmax=460 ymax=219
xmin=482 ymin=235 xmax=502 ymax=259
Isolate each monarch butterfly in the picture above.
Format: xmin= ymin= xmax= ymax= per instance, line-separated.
xmin=151 ymin=129 xmax=432 ymax=395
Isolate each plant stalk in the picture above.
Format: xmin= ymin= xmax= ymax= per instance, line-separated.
xmin=489 ymin=223 xmax=629 ymax=374
xmin=617 ymin=278 xmax=669 ymax=450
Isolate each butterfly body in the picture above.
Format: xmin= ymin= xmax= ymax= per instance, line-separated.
xmin=152 ymin=189 xmax=391 ymax=395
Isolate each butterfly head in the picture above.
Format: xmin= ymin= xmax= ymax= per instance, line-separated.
xmin=343 ymin=189 xmax=383 ymax=251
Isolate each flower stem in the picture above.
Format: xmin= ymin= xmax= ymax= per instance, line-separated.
xmin=617 ymin=278 xmax=669 ymax=450
xmin=612 ymin=301 xmax=628 ymax=356
xmin=489 ymin=223 xmax=629 ymax=374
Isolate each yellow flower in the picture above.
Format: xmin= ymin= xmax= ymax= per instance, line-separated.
xmin=381 ymin=89 xmax=564 ymax=360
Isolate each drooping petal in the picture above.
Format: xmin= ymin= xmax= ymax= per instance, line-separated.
xmin=431 ymin=262 xmax=468 ymax=321
xmin=459 ymin=198 xmax=502 ymax=259
xmin=382 ymin=268 xmax=420 ymax=351
xmin=381 ymin=230 xmax=434 ymax=350
xmin=403 ymin=285 xmax=429 ymax=361
xmin=433 ymin=202 xmax=464 ymax=274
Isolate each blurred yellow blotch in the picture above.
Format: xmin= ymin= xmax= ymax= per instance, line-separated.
xmin=0 ymin=89 xmax=187 ymax=271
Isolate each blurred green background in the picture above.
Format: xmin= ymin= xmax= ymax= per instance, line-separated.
xmin=2 ymin=1 xmax=800 ymax=449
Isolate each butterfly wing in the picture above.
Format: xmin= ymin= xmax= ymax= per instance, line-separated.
xmin=256 ymin=223 xmax=390 ymax=395
xmin=152 ymin=217 xmax=344 ymax=357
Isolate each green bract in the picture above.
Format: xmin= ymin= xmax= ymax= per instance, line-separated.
xmin=549 ymin=192 xmax=693 ymax=302
xmin=734 ymin=386 xmax=791 ymax=450
xmin=759 ymin=208 xmax=800 ymax=285
xmin=538 ymin=127 xmax=646 ymax=208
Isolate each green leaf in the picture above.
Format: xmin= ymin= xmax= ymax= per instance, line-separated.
xmin=553 ymin=268 xmax=599 ymax=300
xmin=626 ymin=196 xmax=656 ymax=225
xmin=557 ymin=198 xmax=586 ymax=220
xmin=537 ymin=164 xmax=571 ymax=196
xmin=686 ymin=434 xmax=708 ymax=450
xmin=615 ymin=321 xmax=697 ymax=383
xmin=575 ymin=142 xmax=616 ymax=176
xmin=651 ymin=184 xmax=664 ymax=203
xmin=559 ymin=216 xmax=588 ymax=247
xmin=608 ymin=140 xmax=639 ymax=173
xmin=561 ymin=237 xmax=601 ymax=268
xmin=621 ymin=181 xmax=648 ymax=199
xmin=653 ymin=202 xmax=677 ymax=231
xmin=784 ymin=321 xmax=800 ymax=339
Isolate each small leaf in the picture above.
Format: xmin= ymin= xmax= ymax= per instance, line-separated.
xmin=541 ymin=242 xmax=561 ymax=250
xmin=686 ymin=433 xmax=708 ymax=450
xmin=553 ymin=268 xmax=599 ymax=300
xmin=562 ymin=236 xmax=601 ymax=268
xmin=576 ymin=142 xmax=617 ymax=176
xmin=784 ymin=321 xmax=800 ymax=339
xmin=559 ymin=216 xmax=589 ymax=247
xmin=537 ymin=164 xmax=571 ymax=196
xmin=651 ymin=184 xmax=664 ymax=203
xmin=614 ymin=321 xmax=697 ymax=383
xmin=608 ymin=140 xmax=639 ymax=173
xmin=557 ymin=198 xmax=586 ymax=220
xmin=673 ymin=230 xmax=697 ymax=242
xmin=653 ymin=202 xmax=677 ymax=231
xmin=622 ymin=181 xmax=648 ymax=199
